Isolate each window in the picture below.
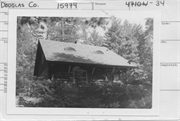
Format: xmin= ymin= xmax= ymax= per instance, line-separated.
xmin=94 ymin=50 xmax=104 ymax=54
xmin=64 ymin=47 xmax=76 ymax=52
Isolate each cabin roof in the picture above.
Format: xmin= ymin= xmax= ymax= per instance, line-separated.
xmin=39 ymin=40 xmax=136 ymax=67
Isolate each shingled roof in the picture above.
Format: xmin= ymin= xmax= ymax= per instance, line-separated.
xmin=39 ymin=40 xmax=136 ymax=67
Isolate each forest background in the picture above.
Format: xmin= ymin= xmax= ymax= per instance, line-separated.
xmin=16 ymin=16 xmax=153 ymax=108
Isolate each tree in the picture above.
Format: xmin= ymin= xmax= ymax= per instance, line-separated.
xmin=82 ymin=29 xmax=104 ymax=46
xmin=103 ymin=17 xmax=153 ymax=108
xmin=16 ymin=16 xmax=153 ymax=108
xmin=137 ymin=18 xmax=153 ymax=83
xmin=104 ymin=17 xmax=141 ymax=64
xmin=16 ymin=16 xmax=109 ymax=98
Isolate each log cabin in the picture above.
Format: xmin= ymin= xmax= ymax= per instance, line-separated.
xmin=34 ymin=40 xmax=136 ymax=85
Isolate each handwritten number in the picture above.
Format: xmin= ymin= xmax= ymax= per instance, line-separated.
xmin=125 ymin=2 xmax=130 ymax=8
xmin=156 ymin=0 xmax=165 ymax=6
xmin=65 ymin=3 xmax=68 ymax=8
xmin=156 ymin=0 xmax=160 ymax=6
xmin=69 ymin=3 xmax=72 ymax=8
xmin=125 ymin=1 xmax=149 ymax=9
xmin=126 ymin=0 xmax=164 ymax=9
xmin=58 ymin=3 xmax=77 ymax=9
xmin=125 ymin=1 xmax=130 ymax=8
xmin=73 ymin=3 xmax=77 ymax=8
xmin=59 ymin=3 xmax=64 ymax=8
xmin=160 ymin=0 xmax=165 ymax=6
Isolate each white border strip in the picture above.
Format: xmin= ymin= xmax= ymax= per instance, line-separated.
xmin=7 ymin=9 xmax=160 ymax=116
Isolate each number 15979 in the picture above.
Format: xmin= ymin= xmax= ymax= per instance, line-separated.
xmin=57 ymin=3 xmax=77 ymax=9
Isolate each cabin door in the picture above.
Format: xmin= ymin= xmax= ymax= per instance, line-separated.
xmin=72 ymin=66 xmax=88 ymax=85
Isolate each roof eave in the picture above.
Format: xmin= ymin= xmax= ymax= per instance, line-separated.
xmin=47 ymin=60 xmax=137 ymax=68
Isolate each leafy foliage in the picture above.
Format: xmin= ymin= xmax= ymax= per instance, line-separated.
xmin=16 ymin=16 xmax=153 ymax=108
